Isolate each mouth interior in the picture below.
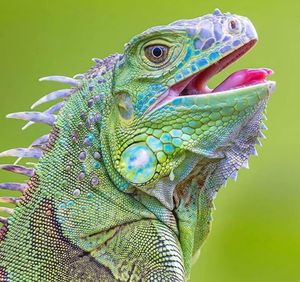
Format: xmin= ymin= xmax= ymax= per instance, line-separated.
xmin=148 ymin=39 xmax=273 ymax=112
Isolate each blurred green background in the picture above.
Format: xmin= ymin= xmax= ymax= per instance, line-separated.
xmin=0 ymin=0 xmax=299 ymax=281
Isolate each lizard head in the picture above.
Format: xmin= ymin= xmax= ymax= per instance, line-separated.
xmin=104 ymin=9 xmax=275 ymax=208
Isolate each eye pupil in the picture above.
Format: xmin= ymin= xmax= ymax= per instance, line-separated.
xmin=144 ymin=44 xmax=169 ymax=64
xmin=152 ymin=47 xmax=163 ymax=58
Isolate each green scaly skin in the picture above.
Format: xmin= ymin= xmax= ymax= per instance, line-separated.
xmin=0 ymin=9 xmax=275 ymax=281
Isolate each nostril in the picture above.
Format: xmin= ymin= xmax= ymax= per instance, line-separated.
xmin=228 ymin=19 xmax=240 ymax=33
xmin=230 ymin=20 xmax=237 ymax=30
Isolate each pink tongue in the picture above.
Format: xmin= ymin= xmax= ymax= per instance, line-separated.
xmin=212 ymin=68 xmax=273 ymax=93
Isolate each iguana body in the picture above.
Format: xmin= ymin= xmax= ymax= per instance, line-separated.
xmin=0 ymin=9 xmax=275 ymax=281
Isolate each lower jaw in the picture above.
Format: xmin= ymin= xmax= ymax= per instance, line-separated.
xmin=150 ymin=81 xmax=275 ymax=113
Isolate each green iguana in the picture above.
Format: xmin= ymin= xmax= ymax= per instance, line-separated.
xmin=0 ymin=8 xmax=275 ymax=281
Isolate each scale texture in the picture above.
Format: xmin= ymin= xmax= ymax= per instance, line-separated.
xmin=0 ymin=9 xmax=275 ymax=282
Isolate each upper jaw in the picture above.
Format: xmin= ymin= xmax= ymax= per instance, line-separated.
xmin=146 ymin=39 xmax=275 ymax=114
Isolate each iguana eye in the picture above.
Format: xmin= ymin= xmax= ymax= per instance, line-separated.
xmin=144 ymin=45 xmax=169 ymax=63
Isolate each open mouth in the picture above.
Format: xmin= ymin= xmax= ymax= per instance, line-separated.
xmin=147 ymin=39 xmax=273 ymax=113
